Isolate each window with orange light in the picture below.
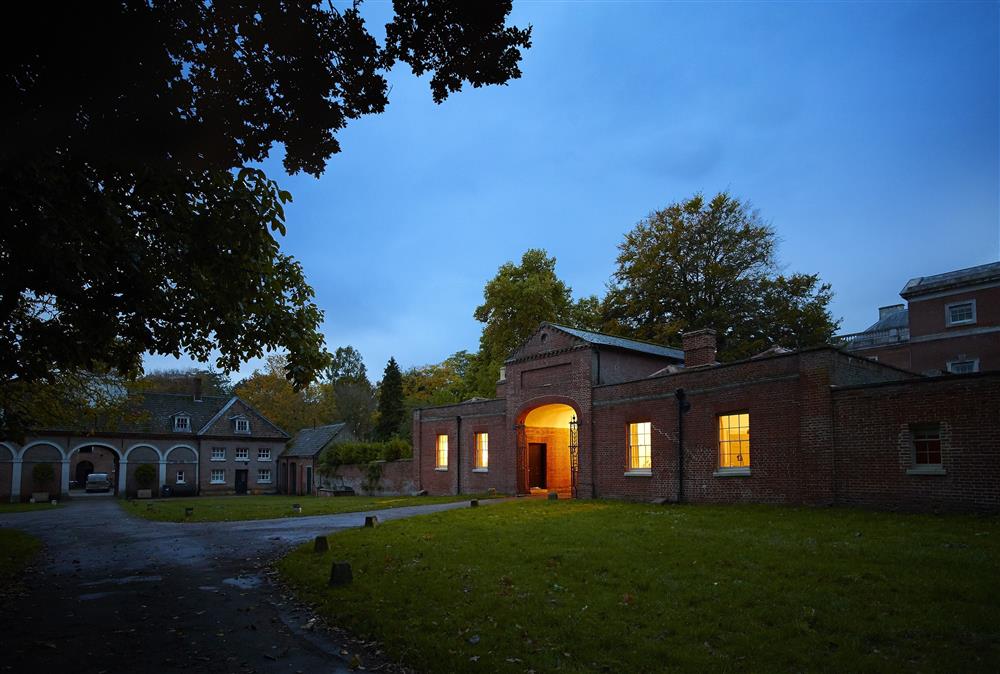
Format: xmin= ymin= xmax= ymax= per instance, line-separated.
xmin=435 ymin=434 xmax=448 ymax=469
xmin=474 ymin=432 xmax=488 ymax=469
xmin=718 ymin=413 xmax=750 ymax=468
xmin=627 ymin=422 xmax=652 ymax=471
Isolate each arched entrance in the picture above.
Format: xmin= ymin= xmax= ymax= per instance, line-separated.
xmin=75 ymin=460 xmax=95 ymax=485
xmin=69 ymin=444 xmax=121 ymax=496
xmin=517 ymin=403 xmax=579 ymax=498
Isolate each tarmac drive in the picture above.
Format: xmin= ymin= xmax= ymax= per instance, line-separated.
xmin=0 ymin=497 xmax=494 ymax=673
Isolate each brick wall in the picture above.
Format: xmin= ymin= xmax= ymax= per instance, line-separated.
xmin=320 ymin=459 xmax=415 ymax=496
xmin=414 ymin=398 xmax=508 ymax=495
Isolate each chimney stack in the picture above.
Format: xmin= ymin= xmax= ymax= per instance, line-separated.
xmin=193 ymin=377 xmax=203 ymax=402
xmin=682 ymin=329 xmax=717 ymax=368
xmin=879 ymin=304 xmax=905 ymax=321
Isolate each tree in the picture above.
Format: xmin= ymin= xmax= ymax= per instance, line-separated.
xmin=603 ymin=192 xmax=840 ymax=360
xmin=403 ymin=351 xmax=475 ymax=408
xmin=1 ymin=1 xmax=532 ymax=435
xmin=468 ymin=249 xmax=597 ymax=396
xmin=234 ymin=354 xmax=337 ymax=436
xmin=131 ymin=369 xmax=232 ymax=397
xmin=323 ymin=345 xmax=377 ymax=440
xmin=327 ymin=346 xmax=369 ymax=384
xmin=375 ymin=357 xmax=405 ymax=440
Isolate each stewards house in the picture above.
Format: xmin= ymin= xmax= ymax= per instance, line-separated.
xmin=412 ymin=323 xmax=999 ymax=512
xmin=1 ymin=384 xmax=287 ymax=501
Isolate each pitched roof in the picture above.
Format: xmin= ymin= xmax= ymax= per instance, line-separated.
xmin=282 ymin=423 xmax=348 ymax=458
xmin=130 ymin=393 xmax=230 ymax=434
xmin=900 ymin=261 xmax=1000 ymax=299
xmin=545 ymin=323 xmax=685 ymax=360
xmin=862 ymin=307 xmax=909 ymax=333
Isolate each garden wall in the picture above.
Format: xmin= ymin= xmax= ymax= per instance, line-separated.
xmin=319 ymin=459 xmax=415 ymax=496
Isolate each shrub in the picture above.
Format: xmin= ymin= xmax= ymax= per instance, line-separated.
xmin=31 ymin=463 xmax=54 ymax=489
xmin=319 ymin=439 xmax=412 ymax=474
xmin=134 ymin=463 xmax=157 ymax=489
xmin=363 ymin=460 xmax=383 ymax=495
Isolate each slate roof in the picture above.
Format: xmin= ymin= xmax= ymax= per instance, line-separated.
xmin=862 ymin=307 xmax=910 ymax=333
xmin=546 ymin=323 xmax=685 ymax=360
xmin=282 ymin=423 xmax=349 ymax=458
xmin=900 ymin=261 xmax=1000 ymax=299
xmin=132 ymin=393 xmax=230 ymax=434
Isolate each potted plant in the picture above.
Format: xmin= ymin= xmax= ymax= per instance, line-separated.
xmin=134 ymin=463 xmax=156 ymax=499
xmin=31 ymin=463 xmax=55 ymax=502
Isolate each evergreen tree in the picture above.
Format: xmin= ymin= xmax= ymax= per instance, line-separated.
xmin=375 ymin=357 xmax=405 ymax=441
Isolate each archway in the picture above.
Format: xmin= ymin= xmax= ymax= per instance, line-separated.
xmin=69 ymin=444 xmax=122 ymax=496
xmin=517 ymin=403 xmax=578 ymax=498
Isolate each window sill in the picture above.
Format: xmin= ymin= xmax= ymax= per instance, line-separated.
xmin=257 ymin=459 xmax=272 ymax=463
xmin=714 ymin=467 xmax=751 ymax=477
xmin=906 ymin=466 xmax=946 ymax=476
xmin=624 ymin=470 xmax=652 ymax=477
xmin=258 ymin=481 xmax=272 ymax=485
xmin=434 ymin=467 xmax=448 ymax=472
xmin=472 ymin=468 xmax=489 ymax=473
xmin=209 ymin=481 xmax=225 ymax=485
xmin=210 ymin=458 xmax=226 ymax=462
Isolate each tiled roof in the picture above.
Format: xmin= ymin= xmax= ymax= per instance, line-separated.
xmin=282 ymin=423 xmax=348 ymax=458
xmin=900 ymin=261 xmax=1000 ymax=298
xmin=546 ymin=323 xmax=685 ymax=360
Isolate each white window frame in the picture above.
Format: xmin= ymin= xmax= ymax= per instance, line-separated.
xmin=176 ymin=470 xmax=186 ymax=484
xmin=257 ymin=448 xmax=271 ymax=462
xmin=473 ymin=432 xmax=489 ymax=472
xmin=210 ymin=469 xmax=225 ymax=484
xmin=945 ymin=300 xmax=976 ymax=327
xmin=173 ymin=415 xmax=191 ymax=432
xmin=235 ymin=447 xmax=249 ymax=462
xmin=234 ymin=417 xmax=251 ymax=434
xmin=625 ymin=421 xmax=652 ymax=475
xmin=257 ymin=468 xmax=272 ymax=484
xmin=211 ymin=447 xmax=226 ymax=462
xmin=947 ymin=358 xmax=979 ymax=374
xmin=435 ymin=434 xmax=448 ymax=471
xmin=715 ymin=412 xmax=751 ymax=477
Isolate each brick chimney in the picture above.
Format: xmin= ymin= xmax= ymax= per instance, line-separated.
xmin=192 ymin=377 xmax=203 ymax=402
xmin=879 ymin=304 xmax=905 ymax=321
xmin=682 ymin=329 xmax=717 ymax=368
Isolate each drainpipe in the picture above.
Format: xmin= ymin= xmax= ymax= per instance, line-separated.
xmin=455 ymin=416 xmax=462 ymax=496
xmin=675 ymin=388 xmax=691 ymax=503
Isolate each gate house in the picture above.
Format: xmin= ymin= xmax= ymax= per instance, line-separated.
xmin=412 ymin=323 xmax=1000 ymax=512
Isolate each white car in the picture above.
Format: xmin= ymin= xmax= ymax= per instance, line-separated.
xmin=85 ymin=472 xmax=112 ymax=493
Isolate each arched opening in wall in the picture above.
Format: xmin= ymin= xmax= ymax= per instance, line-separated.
xmin=518 ymin=403 xmax=578 ymax=498
xmin=21 ymin=444 xmax=63 ymax=501
xmin=0 ymin=445 xmax=15 ymax=501
xmin=166 ymin=446 xmax=198 ymax=496
xmin=69 ymin=445 xmax=121 ymax=496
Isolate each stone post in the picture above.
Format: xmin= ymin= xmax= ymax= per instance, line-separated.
xmin=60 ymin=459 xmax=70 ymax=497
xmin=118 ymin=460 xmax=128 ymax=497
xmin=10 ymin=458 xmax=22 ymax=502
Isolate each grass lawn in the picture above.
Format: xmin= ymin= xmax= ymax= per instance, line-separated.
xmin=0 ymin=502 xmax=62 ymax=514
xmin=279 ymin=500 xmax=1000 ymax=673
xmin=123 ymin=494 xmax=500 ymax=523
xmin=0 ymin=529 xmax=41 ymax=583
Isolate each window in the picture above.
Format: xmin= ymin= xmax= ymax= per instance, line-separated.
xmin=257 ymin=448 xmax=271 ymax=461
xmin=627 ymin=422 xmax=652 ymax=472
xmin=235 ymin=447 xmax=249 ymax=461
xmin=912 ymin=424 xmax=942 ymax=466
xmin=210 ymin=469 xmax=225 ymax=484
xmin=257 ymin=468 xmax=272 ymax=484
xmin=234 ymin=417 xmax=250 ymax=434
xmin=474 ymin=432 xmax=489 ymax=470
xmin=173 ymin=415 xmax=190 ymax=432
xmin=718 ymin=413 xmax=750 ymax=470
xmin=947 ymin=359 xmax=979 ymax=374
xmin=498 ymin=366 xmax=506 ymax=383
xmin=435 ymin=434 xmax=448 ymax=470
xmin=946 ymin=300 xmax=976 ymax=326
xmin=211 ymin=447 xmax=225 ymax=461
xmin=176 ymin=470 xmax=186 ymax=484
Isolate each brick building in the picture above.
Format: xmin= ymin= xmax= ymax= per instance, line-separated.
xmin=413 ymin=322 xmax=999 ymax=511
xmin=1 ymin=385 xmax=287 ymax=501
xmin=278 ymin=422 xmax=354 ymax=496
xmin=837 ymin=261 xmax=1000 ymax=374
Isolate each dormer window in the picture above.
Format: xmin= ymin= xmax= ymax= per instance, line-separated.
xmin=234 ymin=417 xmax=250 ymax=434
xmin=173 ymin=415 xmax=191 ymax=432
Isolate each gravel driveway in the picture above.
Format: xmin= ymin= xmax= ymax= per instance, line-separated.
xmin=0 ymin=496 xmax=493 ymax=673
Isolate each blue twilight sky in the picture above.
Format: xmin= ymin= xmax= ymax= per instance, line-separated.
xmin=146 ymin=0 xmax=1000 ymax=383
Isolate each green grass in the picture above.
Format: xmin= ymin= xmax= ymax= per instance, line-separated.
xmin=123 ymin=494 xmax=500 ymax=522
xmin=0 ymin=529 xmax=41 ymax=583
xmin=279 ymin=500 xmax=1000 ymax=673
xmin=0 ymin=502 xmax=62 ymax=513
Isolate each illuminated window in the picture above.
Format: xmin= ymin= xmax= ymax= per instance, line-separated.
xmin=436 ymin=434 xmax=448 ymax=469
xmin=474 ymin=432 xmax=489 ymax=470
xmin=718 ymin=413 xmax=750 ymax=468
xmin=912 ymin=424 xmax=941 ymax=465
xmin=627 ymin=422 xmax=652 ymax=471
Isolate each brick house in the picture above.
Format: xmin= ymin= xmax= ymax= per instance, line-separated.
xmin=278 ymin=422 xmax=355 ymax=496
xmin=0 ymin=384 xmax=288 ymax=501
xmin=836 ymin=261 xmax=1000 ymax=374
xmin=413 ymin=322 xmax=999 ymax=511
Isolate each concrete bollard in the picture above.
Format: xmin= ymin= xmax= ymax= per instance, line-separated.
xmin=364 ymin=515 xmax=380 ymax=528
xmin=184 ymin=507 xmax=194 ymax=517
xmin=292 ymin=503 xmax=302 ymax=513
xmin=329 ymin=561 xmax=353 ymax=586
xmin=547 ymin=491 xmax=559 ymax=501
xmin=470 ymin=499 xmax=479 ymax=508
xmin=313 ymin=535 xmax=329 ymax=553
xmin=487 ymin=488 xmax=497 ymax=496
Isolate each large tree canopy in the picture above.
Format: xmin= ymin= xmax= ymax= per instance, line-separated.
xmin=0 ymin=1 xmax=531 ymax=436
xmin=603 ymin=192 xmax=839 ymax=360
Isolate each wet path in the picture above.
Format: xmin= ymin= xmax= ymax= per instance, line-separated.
xmin=0 ymin=497 xmax=494 ymax=673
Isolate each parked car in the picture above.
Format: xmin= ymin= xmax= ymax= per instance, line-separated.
xmin=85 ymin=472 xmax=112 ymax=493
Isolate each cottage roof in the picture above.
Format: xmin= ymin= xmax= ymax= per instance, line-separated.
xmin=282 ymin=422 xmax=349 ymax=458
xmin=900 ymin=261 xmax=1000 ymax=299
xmin=546 ymin=323 xmax=685 ymax=360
